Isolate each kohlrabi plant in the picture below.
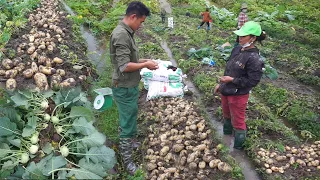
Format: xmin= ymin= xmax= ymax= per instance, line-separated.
xmin=0 ymin=89 xmax=116 ymax=179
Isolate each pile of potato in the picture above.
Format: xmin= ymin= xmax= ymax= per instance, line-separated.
xmin=142 ymin=98 xmax=232 ymax=179
xmin=254 ymin=142 xmax=320 ymax=174
xmin=0 ymin=0 xmax=86 ymax=91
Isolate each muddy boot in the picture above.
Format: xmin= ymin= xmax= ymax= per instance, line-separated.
xmin=119 ymin=138 xmax=138 ymax=175
xmin=223 ymin=119 xmax=233 ymax=135
xmin=131 ymin=138 xmax=141 ymax=150
xmin=234 ymin=129 xmax=246 ymax=150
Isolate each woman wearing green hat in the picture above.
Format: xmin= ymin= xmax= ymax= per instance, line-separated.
xmin=214 ymin=21 xmax=266 ymax=150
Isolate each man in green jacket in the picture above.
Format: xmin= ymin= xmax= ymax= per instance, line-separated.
xmin=110 ymin=1 xmax=159 ymax=175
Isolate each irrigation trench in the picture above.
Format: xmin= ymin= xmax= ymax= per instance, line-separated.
xmin=62 ymin=1 xmax=260 ymax=179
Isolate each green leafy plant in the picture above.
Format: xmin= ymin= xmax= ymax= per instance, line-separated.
xmin=0 ymin=89 xmax=116 ymax=179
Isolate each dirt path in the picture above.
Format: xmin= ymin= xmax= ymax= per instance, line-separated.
xmin=159 ymin=0 xmax=172 ymax=14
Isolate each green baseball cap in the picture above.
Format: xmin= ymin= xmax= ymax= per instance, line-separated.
xmin=234 ymin=21 xmax=262 ymax=36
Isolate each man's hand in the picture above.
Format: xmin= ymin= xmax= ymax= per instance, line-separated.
xmin=220 ymin=76 xmax=234 ymax=83
xmin=139 ymin=59 xmax=152 ymax=63
xmin=144 ymin=60 xmax=159 ymax=70
xmin=214 ymin=84 xmax=220 ymax=94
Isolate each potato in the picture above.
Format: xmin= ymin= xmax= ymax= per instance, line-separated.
xmin=53 ymin=57 xmax=63 ymax=64
xmin=38 ymin=44 xmax=46 ymax=50
xmin=34 ymin=72 xmax=49 ymax=90
xmin=38 ymin=56 xmax=47 ymax=65
xmin=39 ymin=65 xmax=56 ymax=75
xmin=13 ymin=66 xmax=23 ymax=73
xmin=2 ymin=59 xmax=14 ymax=70
xmin=19 ymin=43 xmax=27 ymax=50
xmin=60 ymin=78 xmax=76 ymax=88
xmin=50 ymin=74 xmax=62 ymax=89
xmin=27 ymin=46 xmax=36 ymax=54
xmin=218 ymin=162 xmax=232 ymax=172
xmin=23 ymin=69 xmax=34 ymax=79
xmin=30 ymin=51 xmax=38 ymax=60
xmin=31 ymin=62 xmax=38 ymax=73
xmin=160 ymin=146 xmax=170 ymax=156
xmin=0 ymin=70 xmax=6 ymax=76
xmin=17 ymin=63 xmax=25 ymax=70
xmin=56 ymin=69 xmax=65 ymax=77
xmin=172 ymin=144 xmax=185 ymax=153
xmin=199 ymin=161 xmax=206 ymax=169
xmin=13 ymin=57 xmax=22 ymax=66
xmin=209 ymin=159 xmax=221 ymax=168
xmin=147 ymin=163 xmax=157 ymax=171
xmin=29 ymin=35 xmax=35 ymax=42
xmin=6 ymin=79 xmax=16 ymax=91
xmin=47 ymin=45 xmax=54 ymax=52
xmin=5 ymin=69 xmax=18 ymax=78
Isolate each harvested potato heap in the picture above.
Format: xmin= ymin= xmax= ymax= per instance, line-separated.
xmin=255 ymin=142 xmax=320 ymax=174
xmin=143 ymin=98 xmax=232 ymax=179
xmin=0 ymin=0 xmax=87 ymax=91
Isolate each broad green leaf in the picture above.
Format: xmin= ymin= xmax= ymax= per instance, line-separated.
xmin=0 ymin=143 xmax=10 ymax=159
xmin=22 ymin=116 xmax=37 ymax=137
xmin=42 ymin=156 xmax=67 ymax=176
xmin=0 ymin=117 xmax=17 ymax=136
xmin=18 ymin=90 xmax=33 ymax=99
xmin=7 ymin=165 xmax=25 ymax=179
xmin=0 ymin=169 xmax=13 ymax=178
xmin=65 ymin=128 xmax=76 ymax=136
xmin=81 ymin=131 xmax=106 ymax=148
xmin=7 ymin=136 xmax=21 ymax=147
xmin=58 ymin=170 xmax=67 ymax=179
xmin=85 ymin=146 xmax=116 ymax=171
xmin=42 ymin=90 xmax=54 ymax=98
xmin=1 ymin=108 xmax=22 ymax=128
xmin=53 ymin=87 xmax=81 ymax=107
xmin=66 ymin=168 xmax=103 ymax=179
xmin=42 ymin=142 xmax=53 ymax=154
xmin=22 ymin=162 xmax=47 ymax=179
xmin=10 ymin=93 xmax=29 ymax=108
xmin=78 ymin=158 xmax=107 ymax=177
xmin=2 ymin=159 xmax=18 ymax=170
xmin=69 ymin=106 xmax=93 ymax=122
xmin=72 ymin=117 xmax=96 ymax=135
xmin=22 ymin=126 xmax=35 ymax=137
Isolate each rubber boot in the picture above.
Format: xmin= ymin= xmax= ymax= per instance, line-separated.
xmin=197 ymin=26 xmax=201 ymax=29
xmin=119 ymin=138 xmax=138 ymax=175
xmin=234 ymin=129 xmax=246 ymax=150
xmin=207 ymin=26 xmax=210 ymax=31
xmin=223 ymin=119 xmax=233 ymax=135
xmin=131 ymin=138 xmax=141 ymax=150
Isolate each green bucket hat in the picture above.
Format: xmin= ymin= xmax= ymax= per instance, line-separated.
xmin=234 ymin=21 xmax=262 ymax=36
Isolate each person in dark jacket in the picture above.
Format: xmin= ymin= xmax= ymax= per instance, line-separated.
xmin=214 ymin=21 xmax=266 ymax=150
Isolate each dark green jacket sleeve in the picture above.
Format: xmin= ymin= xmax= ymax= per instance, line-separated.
xmin=112 ymin=33 xmax=131 ymax=69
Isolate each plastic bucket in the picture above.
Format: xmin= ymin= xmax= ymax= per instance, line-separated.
xmin=94 ymin=95 xmax=112 ymax=111
xmin=93 ymin=87 xmax=113 ymax=111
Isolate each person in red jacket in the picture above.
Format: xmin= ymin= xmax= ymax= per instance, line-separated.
xmin=214 ymin=21 xmax=266 ymax=150
xmin=198 ymin=8 xmax=212 ymax=30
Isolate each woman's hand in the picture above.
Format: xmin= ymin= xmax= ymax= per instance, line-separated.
xmin=214 ymin=84 xmax=220 ymax=94
xmin=220 ymin=76 xmax=234 ymax=83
